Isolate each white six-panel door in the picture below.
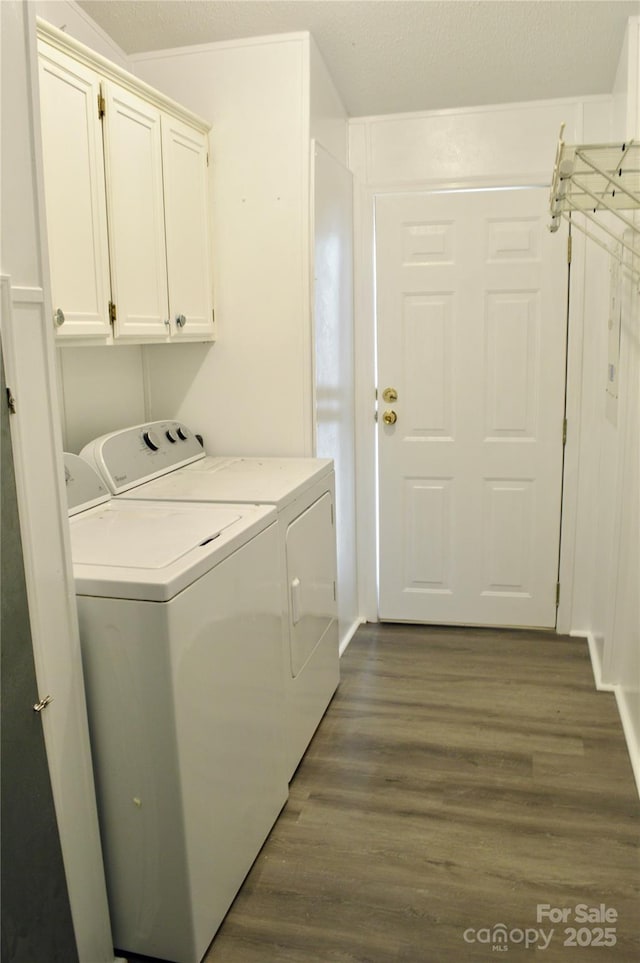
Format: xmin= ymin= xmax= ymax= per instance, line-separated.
xmin=376 ymin=188 xmax=567 ymax=627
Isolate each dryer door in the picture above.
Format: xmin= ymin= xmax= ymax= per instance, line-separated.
xmin=286 ymin=492 xmax=337 ymax=677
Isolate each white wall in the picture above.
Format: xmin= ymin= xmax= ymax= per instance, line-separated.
xmin=58 ymin=346 xmax=147 ymax=452
xmin=312 ymin=142 xmax=358 ymax=649
xmin=569 ymin=18 xmax=640 ymax=792
xmin=133 ymin=35 xmax=312 ymax=456
xmin=309 ymin=43 xmax=359 ymax=647
xmin=309 ymin=35 xmax=348 ymax=164
xmin=133 ymin=32 xmax=352 ymax=461
xmin=1 ymin=3 xmax=118 ymax=960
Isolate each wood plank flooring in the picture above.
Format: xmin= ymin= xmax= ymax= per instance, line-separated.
xmin=125 ymin=623 xmax=640 ymax=963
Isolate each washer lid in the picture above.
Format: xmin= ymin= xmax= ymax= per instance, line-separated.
xmin=70 ymin=502 xmax=242 ymax=569
xmin=68 ymin=500 xmax=276 ymax=601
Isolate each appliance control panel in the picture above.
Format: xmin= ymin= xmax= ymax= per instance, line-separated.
xmin=64 ymin=453 xmax=110 ymax=515
xmin=80 ymin=421 xmax=205 ymax=494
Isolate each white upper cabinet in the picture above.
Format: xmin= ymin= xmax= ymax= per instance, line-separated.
xmin=37 ymin=22 xmax=215 ymax=345
xmin=102 ymin=81 xmax=170 ymax=340
xmin=162 ymin=117 xmax=214 ymax=339
xmin=38 ymin=45 xmax=111 ymax=339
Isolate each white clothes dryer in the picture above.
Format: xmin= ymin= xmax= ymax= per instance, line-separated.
xmin=64 ymin=454 xmax=287 ymax=963
xmin=81 ymin=422 xmax=340 ymax=781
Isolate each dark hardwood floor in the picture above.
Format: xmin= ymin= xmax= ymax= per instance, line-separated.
xmin=125 ymin=623 xmax=640 ymax=963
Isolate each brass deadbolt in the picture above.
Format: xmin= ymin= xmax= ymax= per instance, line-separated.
xmin=382 ymin=387 xmax=398 ymax=403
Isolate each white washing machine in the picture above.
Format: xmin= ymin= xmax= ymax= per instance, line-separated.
xmin=81 ymin=421 xmax=340 ymax=781
xmin=64 ymin=453 xmax=287 ymax=963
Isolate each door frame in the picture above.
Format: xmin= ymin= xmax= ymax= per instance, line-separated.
xmin=352 ymin=174 xmax=585 ymax=633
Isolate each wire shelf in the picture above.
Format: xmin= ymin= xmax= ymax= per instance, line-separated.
xmin=549 ymin=124 xmax=640 ymax=285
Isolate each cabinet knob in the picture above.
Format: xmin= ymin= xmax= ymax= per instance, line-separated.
xmin=176 ymin=314 xmax=187 ymax=329
xmin=53 ymin=308 xmax=65 ymax=327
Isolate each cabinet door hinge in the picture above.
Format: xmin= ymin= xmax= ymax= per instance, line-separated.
xmin=108 ymin=301 xmax=117 ymax=325
xmin=6 ymin=386 xmax=16 ymax=414
xmin=556 ymin=582 xmax=561 ymax=608
xmin=374 ymin=387 xmax=378 ymax=422
xmin=98 ymin=92 xmax=106 ymax=119
xmin=562 ymin=417 xmax=568 ymax=446
xmin=206 ymin=151 xmax=210 ymax=167
xmin=567 ymin=234 xmax=572 ymax=264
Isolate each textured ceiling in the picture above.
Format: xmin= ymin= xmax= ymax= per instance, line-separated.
xmin=75 ymin=0 xmax=640 ymax=116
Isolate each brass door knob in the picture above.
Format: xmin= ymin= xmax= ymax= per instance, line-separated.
xmin=382 ymin=409 xmax=398 ymax=425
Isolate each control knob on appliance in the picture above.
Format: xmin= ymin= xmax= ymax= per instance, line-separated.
xmin=176 ymin=426 xmax=188 ymax=441
xmin=165 ymin=429 xmax=178 ymax=443
xmin=142 ymin=429 xmax=161 ymax=451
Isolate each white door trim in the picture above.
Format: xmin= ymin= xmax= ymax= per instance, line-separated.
xmin=556 ymin=226 xmax=586 ymax=634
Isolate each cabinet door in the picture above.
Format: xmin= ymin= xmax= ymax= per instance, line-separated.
xmin=161 ymin=116 xmax=214 ymax=340
xmin=102 ymin=81 xmax=169 ymax=340
xmin=38 ymin=45 xmax=111 ymax=340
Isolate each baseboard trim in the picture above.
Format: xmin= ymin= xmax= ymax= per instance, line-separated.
xmin=574 ymin=630 xmax=640 ymax=800
xmin=614 ymin=686 xmax=640 ymax=801
xmin=571 ymin=629 xmax=616 ymax=691
xmin=339 ymin=617 xmax=365 ymax=656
